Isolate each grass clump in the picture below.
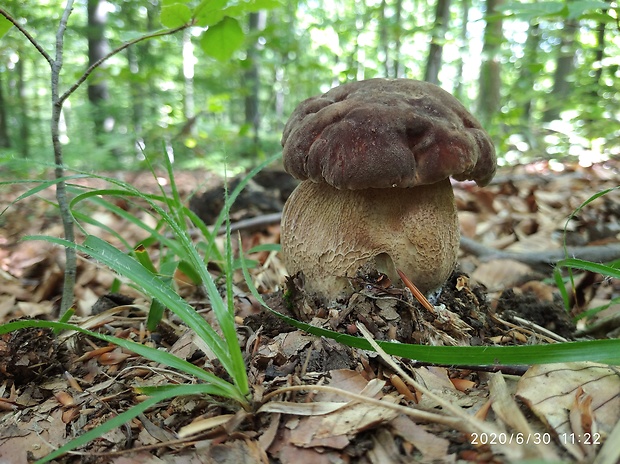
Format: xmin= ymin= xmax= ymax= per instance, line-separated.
xmin=0 ymin=153 xmax=279 ymax=462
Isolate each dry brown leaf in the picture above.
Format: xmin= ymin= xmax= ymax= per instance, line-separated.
xmin=258 ymin=400 xmax=348 ymax=416
xmin=390 ymin=415 xmax=452 ymax=462
xmin=516 ymin=362 xmax=620 ymax=460
xmin=488 ymin=372 xmax=559 ymax=461
xmin=471 ymin=259 xmax=534 ymax=291
xmin=207 ymin=439 xmax=269 ymax=464
xmin=313 ymin=393 xmax=401 ymax=439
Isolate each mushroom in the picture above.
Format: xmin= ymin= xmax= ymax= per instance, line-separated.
xmin=280 ymin=78 xmax=497 ymax=300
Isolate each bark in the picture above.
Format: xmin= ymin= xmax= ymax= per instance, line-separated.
xmin=244 ymin=12 xmax=266 ymax=154
xmin=16 ymin=53 xmax=31 ymax=157
xmin=424 ymin=0 xmax=451 ymax=85
xmin=183 ymin=28 xmax=195 ymax=132
xmin=476 ymin=0 xmax=503 ymax=127
xmin=453 ymin=0 xmax=469 ymax=101
xmin=379 ymin=0 xmax=390 ymax=77
xmin=393 ymin=0 xmax=403 ymax=77
xmin=126 ymin=2 xmax=156 ymax=145
xmin=519 ymin=22 xmax=540 ymax=123
xmin=52 ymin=2 xmax=78 ymax=316
xmin=542 ymin=19 xmax=578 ymax=122
xmin=0 ymin=71 xmax=10 ymax=148
xmin=591 ymin=2 xmax=609 ymax=93
xmin=87 ymin=0 xmax=110 ymax=138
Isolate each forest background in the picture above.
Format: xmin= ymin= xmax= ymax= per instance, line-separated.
xmin=0 ymin=0 xmax=618 ymax=174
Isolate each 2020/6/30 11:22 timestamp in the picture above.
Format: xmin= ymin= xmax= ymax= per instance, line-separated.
xmin=559 ymin=433 xmax=602 ymax=445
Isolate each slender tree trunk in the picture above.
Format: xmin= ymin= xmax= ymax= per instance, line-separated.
xmin=244 ymin=11 xmax=266 ymax=155
xmin=543 ymin=19 xmax=577 ymax=122
xmin=0 ymin=71 xmax=11 ymax=148
xmin=87 ymin=0 xmax=110 ymax=139
xmin=126 ymin=2 xmax=156 ymax=152
xmin=379 ymin=0 xmax=390 ymax=77
xmin=15 ymin=53 xmax=30 ymax=157
xmin=424 ymin=0 xmax=451 ymax=85
xmin=477 ymin=0 xmax=503 ymax=127
xmin=519 ymin=22 xmax=540 ymax=122
xmin=53 ymin=2 xmax=78 ymax=316
xmin=592 ymin=4 xmax=608 ymax=88
xmin=393 ymin=0 xmax=404 ymax=77
xmin=182 ymin=28 xmax=195 ymax=132
xmin=453 ymin=0 xmax=469 ymax=100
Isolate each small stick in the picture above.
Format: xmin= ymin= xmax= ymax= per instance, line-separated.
xmin=396 ymin=269 xmax=436 ymax=314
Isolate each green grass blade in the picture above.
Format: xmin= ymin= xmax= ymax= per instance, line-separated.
xmin=0 ymin=319 xmax=243 ymax=400
xmin=206 ymin=153 xmax=280 ymax=256
xmin=557 ymin=258 xmax=620 ymax=279
xmin=0 ymin=175 xmax=88 ymax=216
xmin=70 ymin=190 xmax=187 ymax=257
xmin=553 ymin=266 xmax=571 ymax=310
xmin=240 ymin=251 xmax=620 ymax=366
xmin=34 ymin=383 xmax=226 ymax=464
xmin=25 ymin=235 xmax=233 ymax=369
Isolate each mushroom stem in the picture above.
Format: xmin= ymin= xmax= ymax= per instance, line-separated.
xmin=280 ymin=179 xmax=460 ymax=300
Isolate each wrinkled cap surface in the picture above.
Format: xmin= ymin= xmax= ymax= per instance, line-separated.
xmin=282 ymin=78 xmax=497 ymax=189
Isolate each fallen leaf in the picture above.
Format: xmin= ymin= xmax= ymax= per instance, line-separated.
xmin=516 ymin=362 xmax=620 ymax=459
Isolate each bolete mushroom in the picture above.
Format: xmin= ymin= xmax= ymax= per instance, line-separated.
xmin=280 ymin=78 xmax=496 ymax=300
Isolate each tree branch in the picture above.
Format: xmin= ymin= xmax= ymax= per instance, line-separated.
xmin=58 ymin=23 xmax=190 ymax=106
xmin=460 ymin=236 xmax=620 ymax=273
xmin=0 ymin=8 xmax=53 ymax=66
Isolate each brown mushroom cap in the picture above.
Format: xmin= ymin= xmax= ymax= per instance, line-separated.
xmin=282 ymin=78 xmax=496 ymax=190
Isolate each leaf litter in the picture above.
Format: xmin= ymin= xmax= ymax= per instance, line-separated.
xmin=0 ymin=162 xmax=619 ymax=463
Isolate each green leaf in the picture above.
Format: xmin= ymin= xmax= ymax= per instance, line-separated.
xmin=0 ymin=14 xmax=13 ymax=39
xmin=193 ymin=0 xmax=228 ymax=27
xmin=200 ymin=17 xmax=244 ymax=62
xmin=496 ymin=1 xmax=566 ymax=19
xmin=223 ymin=0 xmax=282 ymax=16
xmin=160 ymin=3 xmax=192 ymax=28
xmin=567 ymin=0 xmax=611 ymax=18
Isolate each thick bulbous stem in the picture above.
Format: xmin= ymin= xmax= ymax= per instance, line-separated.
xmin=280 ymin=179 xmax=460 ymax=300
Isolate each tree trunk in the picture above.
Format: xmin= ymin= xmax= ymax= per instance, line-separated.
xmin=126 ymin=1 xmax=156 ymax=152
xmin=519 ymin=22 xmax=540 ymax=123
xmin=182 ymin=27 xmax=195 ymax=132
xmin=476 ymin=0 xmax=503 ymax=127
xmin=453 ymin=0 xmax=470 ymax=101
xmin=0 ymin=71 xmax=10 ymax=148
xmin=393 ymin=0 xmax=404 ymax=77
xmin=379 ymin=0 xmax=390 ymax=77
xmin=15 ymin=52 xmax=30 ymax=157
xmin=87 ymin=0 xmax=110 ymax=139
xmin=542 ymin=19 xmax=577 ymax=122
xmin=591 ymin=3 xmax=608 ymax=90
xmin=244 ymin=11 xmax=266 ymax=155
xmin=424 ymin=0 xmax=451 ymax=85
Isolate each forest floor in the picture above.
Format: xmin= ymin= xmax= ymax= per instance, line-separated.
xmin=0 ymin=160 xmax=619 ymax=463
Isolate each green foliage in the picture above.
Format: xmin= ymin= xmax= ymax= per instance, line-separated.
xmin=497 ymin=1 xmax=614 ymax=20
xmin=201 ymin=17 xmax=244 ymax=61
xmin=160 ymin=3 xmax=193 ymax=28
xmin=553 ymin=187 xmax=620 ymax=320
xmin=0 ymin=13 xmax=12 ymax=38
xmin=2 ymin=0 xmax=619 ymax=168
xmin=0 ymin=151 xmax=278 ymax=461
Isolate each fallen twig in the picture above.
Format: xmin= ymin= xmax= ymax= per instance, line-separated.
xmin=460 ymin=236 xmax=620 ymax=272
